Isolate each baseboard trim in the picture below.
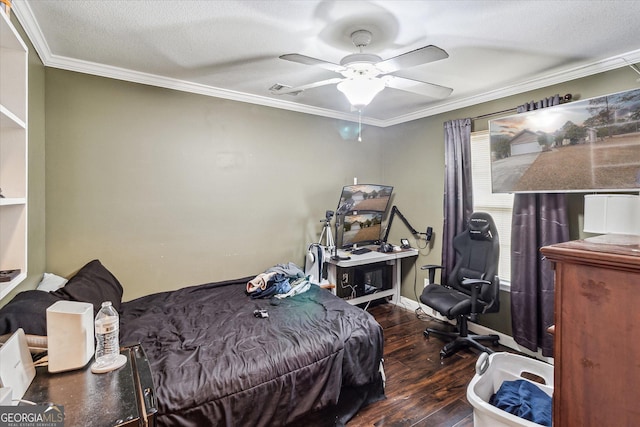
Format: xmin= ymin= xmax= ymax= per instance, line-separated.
xmin=396 ymin=296 xmax=554 ymax=365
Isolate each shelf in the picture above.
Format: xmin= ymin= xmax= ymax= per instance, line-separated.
xmin=325 ymin=246 xmax=419 ymax=307
xmin=341 ymin=288 xmax=396 ymax=306
xmin=1 ymin=104 xmax=26 ymax=129
xmin=0 ymin=271 xmax=26 ymax=300
xmin=1 ymin=9 xmax=27 ymax=123
xmin=0 ymin=197 xmax=26 ymax=206
xmin=0 ymin=9 xmax=26 ymax=52
xmin=0 ymin=7 xmax=28 ymax=300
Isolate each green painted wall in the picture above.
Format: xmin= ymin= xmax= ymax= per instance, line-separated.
xmin=44 ymin=70 xmax=388 ymax=301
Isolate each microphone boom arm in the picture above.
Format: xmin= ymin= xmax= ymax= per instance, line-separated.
xmin=382 ymin=205 xmax=426 ymax=243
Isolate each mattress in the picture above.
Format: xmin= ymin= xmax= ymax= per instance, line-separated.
xmin=118 ymin=276 xmax=385 ymax=426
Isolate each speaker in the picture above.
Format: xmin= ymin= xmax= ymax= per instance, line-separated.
xmin=304 ymin=244 xmax=325 ymax=284
xmin=46 ymin=301 xmax=95 ymax=373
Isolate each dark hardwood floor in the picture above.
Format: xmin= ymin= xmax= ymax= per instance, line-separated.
xmin=301 ymin=301 xmax=510 ymax=427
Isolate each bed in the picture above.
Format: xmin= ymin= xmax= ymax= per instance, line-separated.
xmin=0 ymin=260 xmax=385 ymax=426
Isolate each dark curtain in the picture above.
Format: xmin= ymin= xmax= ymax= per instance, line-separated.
xmin=511 ymin=193 xmax=569 ymax=357
xmin=510 ymin=93 xmax=568 ymax=357
xmin=441 ymin=118 xmax=473 ymax=285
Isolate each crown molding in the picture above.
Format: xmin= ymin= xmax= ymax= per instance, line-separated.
xmin=384 ymin=49 xmax=640 ymax=127
xmin=12 ymin=0 xmax=52 ymax=62
xmin=13 ymin=1 xmax=640 ymax=128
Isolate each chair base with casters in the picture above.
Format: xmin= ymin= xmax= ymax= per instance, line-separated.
xmin=421 ymin=275 xmax=501 ymax=358
xmin=423 ymin=314 xmax=499 ymax=358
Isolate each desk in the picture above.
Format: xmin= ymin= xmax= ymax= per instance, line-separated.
xmin=325 ymin=246 xmax=418 ymax=306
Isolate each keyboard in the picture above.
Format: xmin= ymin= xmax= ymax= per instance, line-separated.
xmin=351 ymin=247 xmax=372 ymax=255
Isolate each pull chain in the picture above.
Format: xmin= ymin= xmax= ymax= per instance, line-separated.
xmin=358 ymin=109 xmax=362 ymax=142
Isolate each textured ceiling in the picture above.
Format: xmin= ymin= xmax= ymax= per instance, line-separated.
xmin=13 ymin=0 xmax=640 ymax=126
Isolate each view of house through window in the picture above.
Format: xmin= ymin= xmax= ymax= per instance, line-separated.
xmin=470 ymin=130 xmax=514 ymax=285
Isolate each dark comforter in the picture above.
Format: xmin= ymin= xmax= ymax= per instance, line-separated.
xmin=119 ymin=277 xmax=385 ymax=426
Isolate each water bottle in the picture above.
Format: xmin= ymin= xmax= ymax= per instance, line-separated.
xmin=94 ymin=301 xmax=120 ymax=367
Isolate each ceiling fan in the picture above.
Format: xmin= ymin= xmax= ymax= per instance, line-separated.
xmin=270 ymin=29 xmax=453 ymax=109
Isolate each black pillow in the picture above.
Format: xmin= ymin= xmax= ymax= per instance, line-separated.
xmin=53 ymin=259 xmax=124 ymax=315
xmin=0 ymin=290 xmax=62 ymax=336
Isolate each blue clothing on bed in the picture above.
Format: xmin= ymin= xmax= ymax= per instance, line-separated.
xmin=247 ymin=263 xmax=306 ymax=299
xmin=249 ymin=274 xmax=291 ymax=299
xmin=489 ymin=379 xmax=552 ymax=426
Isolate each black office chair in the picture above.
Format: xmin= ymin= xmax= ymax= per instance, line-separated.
xmin=419 ymin=212 xmax=500 ymax=358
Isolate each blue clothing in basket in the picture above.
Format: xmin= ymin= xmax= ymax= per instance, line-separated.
xmin=489 ymin=379 xmax=552 ymax=426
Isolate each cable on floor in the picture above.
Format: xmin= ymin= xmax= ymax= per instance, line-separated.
xmin=412 ymin=258 xmax=432 ymax=321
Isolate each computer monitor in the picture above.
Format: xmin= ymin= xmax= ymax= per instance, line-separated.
xmin=339 ymin=212 xmax=383 ymax=249
xmin=336 ymin=184 xmax=393 ymax=215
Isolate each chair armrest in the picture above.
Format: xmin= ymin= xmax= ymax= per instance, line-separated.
xmin=420 ymin=264 xmax=442 ymax=285
xmin=461 ymin=278 xmax=490 ymax=321
xmin=461 ymin=278 xmax=490 ymax=287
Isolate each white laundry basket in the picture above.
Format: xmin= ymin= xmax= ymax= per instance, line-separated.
xmin=466 ymin=352 xmax=554 ymax=427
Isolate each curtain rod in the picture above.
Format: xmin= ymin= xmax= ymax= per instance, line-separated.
xmin=471 ymin=108 xmax=517 ymax=121
xmin=471 ymin=93 xmax=571 ymax=121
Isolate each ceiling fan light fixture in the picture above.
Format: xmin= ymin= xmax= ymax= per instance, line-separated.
xmin=337 ymin=78 xmax=385 ymax=108
xmin=277 ymin=28 xmax=453 ymax=109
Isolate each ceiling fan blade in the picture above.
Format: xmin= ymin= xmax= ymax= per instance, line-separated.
xmin=383 ymin=75 xmax=453 ymax=99
xmin=279 ymin=54 xmax=345 ymax=73
xmin=270 ymin=77 xmax=344 ymax=95
xmin=376 ymin=45 xmax=449 ymax=74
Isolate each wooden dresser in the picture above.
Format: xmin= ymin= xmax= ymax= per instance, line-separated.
xmin=540 ymin=239 xmax=640 ymax=427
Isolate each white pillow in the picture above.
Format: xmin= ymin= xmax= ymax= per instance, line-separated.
xmin=36 ymin=273 xmax=68 ymax=292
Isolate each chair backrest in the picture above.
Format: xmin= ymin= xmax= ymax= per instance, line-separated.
xmin=447 ymin=212 xmax=500 ymax=313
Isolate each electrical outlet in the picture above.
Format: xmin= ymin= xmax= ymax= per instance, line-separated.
xmin=424 ymin=278 xmax=429 ymax=288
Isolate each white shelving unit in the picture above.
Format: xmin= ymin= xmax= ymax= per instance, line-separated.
xmin=0 ymin=9 xmax=28 ymax=299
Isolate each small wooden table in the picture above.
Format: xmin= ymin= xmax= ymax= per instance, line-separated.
xmin=22 ymin=344 xmax=157 ymax=427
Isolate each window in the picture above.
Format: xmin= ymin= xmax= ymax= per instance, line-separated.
xmin=470 ymin=131 xmax=514 ymax=285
